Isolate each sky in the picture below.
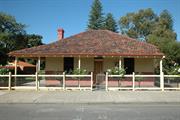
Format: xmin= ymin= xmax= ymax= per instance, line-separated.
xmin=0 ymin=0 xmax=180 ymax=44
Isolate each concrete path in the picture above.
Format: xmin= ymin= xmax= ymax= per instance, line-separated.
xmin=0 ymin=90 xmax=180 ymax=104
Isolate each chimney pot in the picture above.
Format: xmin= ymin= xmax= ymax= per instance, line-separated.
xmin=57 ymin=28 xmax=64 ymax=40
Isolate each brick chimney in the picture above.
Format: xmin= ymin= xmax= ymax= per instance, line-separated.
xmin=57 ymin=28 xmax=64 ymax=40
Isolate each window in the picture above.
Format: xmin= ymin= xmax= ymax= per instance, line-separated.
xmin=124 ymin=58 xmax=134 ymax=74
xmin=64 ymin=57 xmax=74 ymax=73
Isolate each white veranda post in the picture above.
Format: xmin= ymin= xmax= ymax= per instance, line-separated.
xmin=160 ymin=56 xmax=165 ymax=91
xmin=14 ymin=57 xmax=18 ymax=86
xmin=78 ymin=56 xmax=81 ymax=69
xmin=36 ymin=57 xmax=41 ymax=72
xmin=119 ymin=57 xmax=122 ymax=69
xmin=14 ymin=57 xmax=18 ymax=76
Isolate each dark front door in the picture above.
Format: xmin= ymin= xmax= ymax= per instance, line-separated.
xmin=94 ymin=60 xmax=103 ymax=84
xmin=124 ymin=58 xmax=135 ymax=74
xmin=64 ymin=57 xmax=74 ymax=73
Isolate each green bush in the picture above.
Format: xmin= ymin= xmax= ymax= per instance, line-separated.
xmin=0 ymin=68 xmax=10 ymax=75
xmin=107 ymin=67 xmax=126 ymax=75
xmin=72 ymin=68 xmax=88 ymax=75
xmin=166 ymin=63 xmax=180 ymax=75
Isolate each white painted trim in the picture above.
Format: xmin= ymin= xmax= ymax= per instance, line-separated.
xmin=14 ymin=57 xmax=17 ymax=75
xmin=78 ymin=56 xmax=81 ymax=69
xmin=119 ymin=57 xmax=122 ymax=69
xmin=65 ymin=87 xmax=92 ymax=90
xmin=39 ymin=87 xmax=63 ymax=90
xmin=14 ymin=57 xmax=18 ymax=86
xmin=91 ymin=72 xmax=93 ymax=91
xmin=164 ymin=88 xmax=180 ymax=90
xmin=0 ymin=75 xmax=9 ymax=77
xmin=134 ymin=87 xmax=161 ymax=90
xmin=38 ymin=75 xmax=64 ymax=77
xmin=8 ymin=72 xmax=11 ymax=91
xmin=12 ymin=75 xmax=36 ymax=77
xmin=65 ymin=75 xmax=91 ymax=77
xmin=11 ymin=86 xmax=36 ymax=90
xmin=132 ymin=72 xmax=135 ymax=91
xmin=164 ymin=75 xmax=180 ymax=77
xmin=108 ymin=87 xmax=133 ymax=90
xmin=105 ymin=72 xmax=108 ymax=91
xmin=38 ymin=57 xmax=41 ymax=71
xmin=108 ymin=75 xmax=133 ymax=77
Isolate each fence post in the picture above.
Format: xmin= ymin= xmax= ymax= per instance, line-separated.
xmin=63 ymin=72 xmax=65 ymax=90
xmin=132 ymin=72 xmax=135 ymax=91
xmin=105 ymin=72 xmax=108 ymax=91
xmin=35 ymin=72 xmax=39 ymax=91
xmin=91 ymin=72 xmax=93 ymax=91
xmin=8 ymin=72 xmax=12 ymax=91
xmin=160 ymin=72 xmax=164 ymax=91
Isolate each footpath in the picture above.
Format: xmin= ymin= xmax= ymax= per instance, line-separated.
xmin=0 ymin=91 xmax=180 ymax=104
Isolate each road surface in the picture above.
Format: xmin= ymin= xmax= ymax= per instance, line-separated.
xmin=0 ymin=103 xmax=180 ymax=120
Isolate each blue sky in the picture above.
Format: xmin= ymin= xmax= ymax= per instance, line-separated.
xmin=0 ymin=0 xmax=180 ymax=43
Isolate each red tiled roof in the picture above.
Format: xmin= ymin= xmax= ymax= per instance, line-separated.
xmin=10 ymin=61 xmax=35 ymax=67
xmin=9 ymin=30 xmax=164 ymax=57
xmin=0 ymin=61 xmax=35 ymax=70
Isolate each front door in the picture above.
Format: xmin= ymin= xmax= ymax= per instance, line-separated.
xmin=94 ymin=60 xmax=103 ymax=84
xmin=124 ymin=58 xmax=135 ymax=74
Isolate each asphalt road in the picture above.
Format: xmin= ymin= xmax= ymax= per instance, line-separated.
xmin=0 ymin=103 xmax=180 ymax=120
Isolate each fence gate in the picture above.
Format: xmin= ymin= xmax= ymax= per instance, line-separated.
xmin=95 ymin=74 xmax=106 ymax=90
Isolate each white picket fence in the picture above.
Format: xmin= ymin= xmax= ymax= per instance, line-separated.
xmin=0 ymin=72 xmax=93 ymax=91
xmin=107 ymin=72 xmax=180 ymax=91
xmin=0 ymin=72 xmax=180 ymax=91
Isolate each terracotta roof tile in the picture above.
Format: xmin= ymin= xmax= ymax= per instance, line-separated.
xmin=9 ymin=30 xmax=164 ymax=57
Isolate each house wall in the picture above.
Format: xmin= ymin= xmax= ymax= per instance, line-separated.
xmin=45 ymin=57 xmax=155 ymax=74
xmin=45 ymin=57 xmax=63 ymax=72
xmin=74 ymin=57 xmax=94 ymax=72
xmin=103 ymin=57 xmax=154 ymax=74
xmin=103 ymin=57 xmax=124 ymax=72
xmin=134 ymin=58 xmax=154 ymax=73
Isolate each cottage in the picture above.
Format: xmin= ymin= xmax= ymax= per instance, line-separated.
xmin=9 ymin=29 xmax=164 ymax=87
xmin=0 ymin=61 xmax=36 ymax=74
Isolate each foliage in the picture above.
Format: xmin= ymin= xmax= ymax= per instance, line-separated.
xmin=119 ymin=8 xmax=180 ymax=74
xmin=0 ymin=12 xmax=43 ymax=65
xmin=119 ymin=8 xmax=157 ymax=41
xmin=147 ymin=10 xmax=178 ymax=69
xmin=87 ymin=0 xmax=104 ymax=30
xmin=0 ymin=67 xmax=9 ymax=75
xmin=0 ymin=12 xmax=25 ymax=34
xmin=107 ymin=67 xmax=126 ymax=75
xmin=104 ymin=13 xmax=118 ymax=32
xmin=165 ymin=63 xmax=180 ymax=75
xmin=27 ymin=34 xmax=43 ymax=48
xmin=72 ymin=68 xmax=88 ymax=75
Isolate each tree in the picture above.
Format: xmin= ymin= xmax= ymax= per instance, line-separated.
xmin=119 ymin=8 xmax=157 ymax=41
xmin=147 ymin=10 xmax=179 ymax=73
xmin=104 ymin=13 xmax=118 ymax=32
xmin=0 ymin=12 xmax=43 ymax=65
xmin=119 ymin=8 xmax=179 ymax=74
xmin=27 ymin=34 xmax=43 ymax=48
xmin=87 ymin=0 xmax=104 ymax=30
xmin=149 ymin=10 xmax=177 ymax=40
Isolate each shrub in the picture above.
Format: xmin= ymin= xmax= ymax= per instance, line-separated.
xmin=0 ymin=67 xmax=10 ymax=75
xmin=72 ymin=68 xmax=88 ymax=75
xmin=166 ymin=63 xmax=180 ymax=75
xmin=107 ymin=67 xmax=126 ymax=75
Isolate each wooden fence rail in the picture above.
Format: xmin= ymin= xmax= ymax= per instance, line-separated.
xmin=0 ymin=72 xmax=180 ymax=91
